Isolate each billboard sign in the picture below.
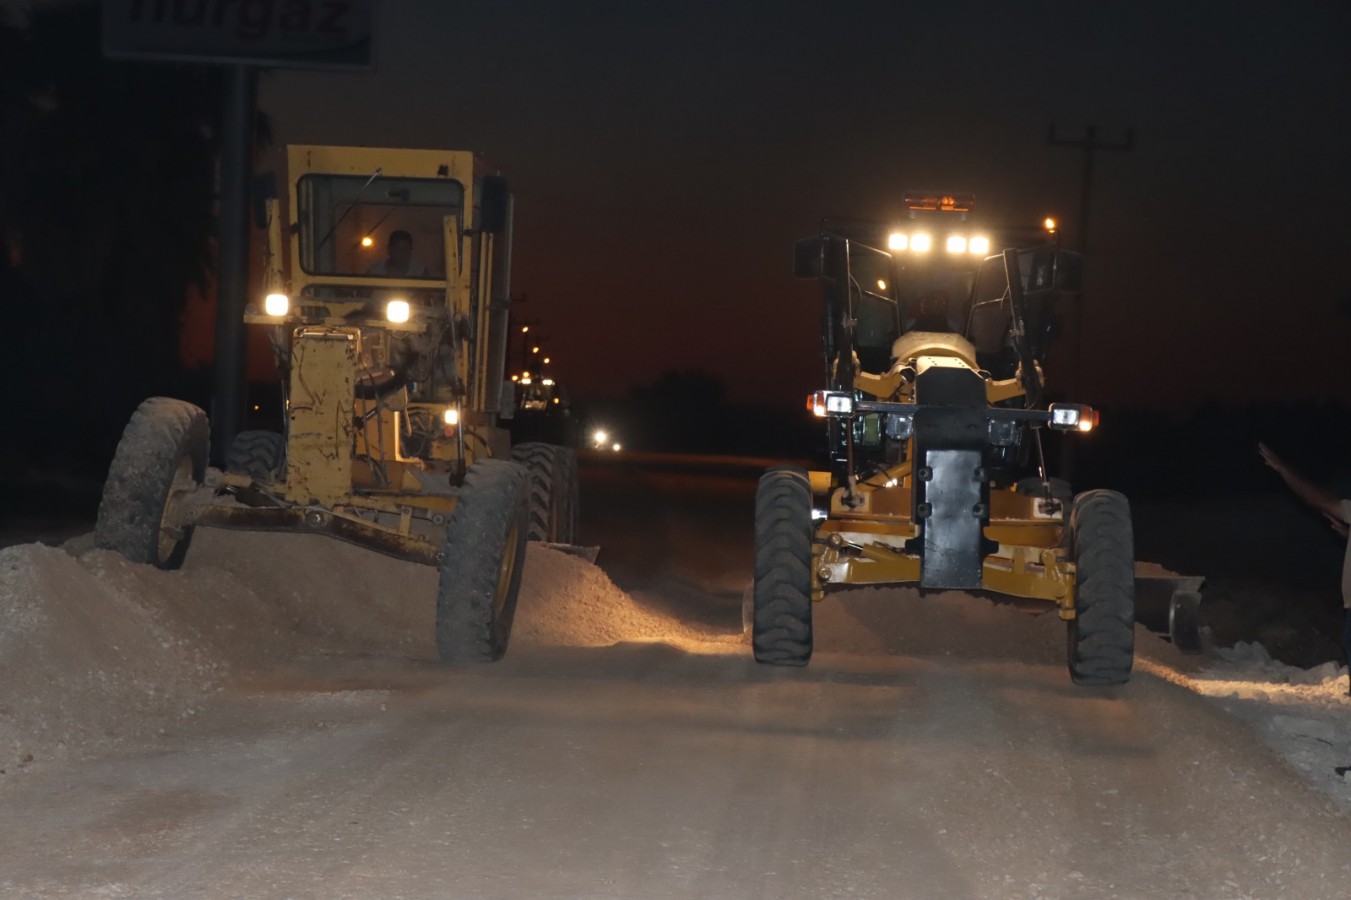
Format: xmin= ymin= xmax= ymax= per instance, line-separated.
xmin=103 ymin=0 xmax=374 ymax=70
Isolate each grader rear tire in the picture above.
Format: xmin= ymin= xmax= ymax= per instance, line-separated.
xmin=435 ymin=459 xmax=529 ymax=663
xmin=558 ymin=447 xmax=580 ymax=542
xmin=226 ymin=430 xmax=284 ymax=482
xmin=1066 ymin=489 xmax=1136 ymax=685
xmin=752 ymin=466 xmax=814 ymax=666
xmin=512 ymin=442 xmax=578 ymax=543
xmin=95 ymin=397 xmax=209 ymax=570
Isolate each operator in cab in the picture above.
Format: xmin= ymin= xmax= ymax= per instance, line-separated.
xmin=908 ymin=290 xmax=952 ymax=332
xmin=365 ymin=230 xmax=428 ymax=278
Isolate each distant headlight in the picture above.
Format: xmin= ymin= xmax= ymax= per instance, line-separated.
xmin=264 ymin=293 xmax=289 ymax=316
xmin=887 ymin=232 xmax=908 ymax=251
xmin=909 ymin=233 xmax=932 ymax=252
xmin=969 ymin=236 xmax=991 ymax=255
xmin=386 ymin=299 xmax=411 ymax=323
xmin=946 ymin=235 xmax=967 ymax=254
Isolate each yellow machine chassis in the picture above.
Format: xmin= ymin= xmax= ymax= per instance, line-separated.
xmin=809 ymin=462 xmax=1078 ymax=620
xmin=174 ymin=468 xmax=463 ymax=566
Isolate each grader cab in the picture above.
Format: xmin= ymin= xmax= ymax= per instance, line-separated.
xmin=95 ymin=145 xmax=577 ymax=663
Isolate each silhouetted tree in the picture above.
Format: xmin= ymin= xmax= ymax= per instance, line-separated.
xmin=626 ymin=369 xmax=729 ymax=452
xmin=630 ymin=369 xmax=728 ymax=410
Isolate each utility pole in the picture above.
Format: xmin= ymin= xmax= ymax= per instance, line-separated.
xmin=1047 ymin=124 xmax=1134 ymax=256
xmin=210 ymin=64 xmax=257 ymax=465
xmin=1047 ymin=124 xmax=1133 ymax=393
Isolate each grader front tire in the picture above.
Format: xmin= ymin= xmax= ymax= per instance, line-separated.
xmin=95 ymin=397 xmax=209 ymax=570
xmin=1066 ymin=489 xmax=1136 ymax=685
xmin=752 ymin=466 xmax=814 ymax=666
xmin=435 ymin=459 xmax=530 ymax=663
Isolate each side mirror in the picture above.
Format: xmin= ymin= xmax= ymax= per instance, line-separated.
xmin=1019 ymin=247 xmax=1084 ymax=295
xmin=793 ymin=236 xmax=825 ymax=279
xmin=1053 ymin=250 xmax=1084 ymax=292
xmin=477 ymin=176 xmax=510 ymax=234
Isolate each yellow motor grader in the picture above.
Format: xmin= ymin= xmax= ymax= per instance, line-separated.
xmin=95 ymin=145 xmax=577 ymax=663
xmin=752 ymin=194 xmax=1201 ymax=684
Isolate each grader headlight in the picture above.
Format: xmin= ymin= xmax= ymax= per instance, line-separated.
xmin=385 ymin=299 xmax=411 ymax=323
xmin=808 ymin=391 xmax=855 ymax=418
xmin=1049 ymin=403 xmax=1099 ymax=432
xmin=893 ymin=232 xmax=989 ymax=255
xmin=263 ymin=293 xmax=290 ymax=317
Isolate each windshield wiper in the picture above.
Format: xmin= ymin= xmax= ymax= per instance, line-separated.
xmin=314 ymin=168 xmax=382 ymax=255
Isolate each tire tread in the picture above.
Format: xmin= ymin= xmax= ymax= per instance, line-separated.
xmin=95 ymin=397 xmax=209 ymax=570
xmin=752 ymin=466 xmax=814 ymax=666
xmin=226 ymin=430 xmax=284 ymax=481
xmin=436 ymin=459 xmax=530 ymax=663
xmin=511 ymin=443 xmax=578 ymax=543
xmin=1067 ymin=489 xmax=1135 ymax=685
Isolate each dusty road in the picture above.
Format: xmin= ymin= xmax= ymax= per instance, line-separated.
xmin=2 ymin=455 xmax=1349 ymax=898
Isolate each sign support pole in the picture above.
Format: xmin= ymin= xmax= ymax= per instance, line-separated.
xmin=210 ymin=63 xmax=256 ymax=464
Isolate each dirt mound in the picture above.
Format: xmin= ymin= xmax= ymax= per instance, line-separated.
xmin=0 ymin=530 xmax=712 ymax=772
xmin=186 ymin=530 xmax=714 ymax=655
xmin=517 ymin=544 xmax=723 ymax=649
xmin=181 ymin=529 xmax=437 ymax=661
xmin=0 ymin=544 xmax=219 ymax=770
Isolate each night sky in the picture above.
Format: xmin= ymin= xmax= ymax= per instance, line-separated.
xmin=14 ymin=0 xmax=1351 ymax=413
xmin=244 ymin=0 xmax=1351 ymax=414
